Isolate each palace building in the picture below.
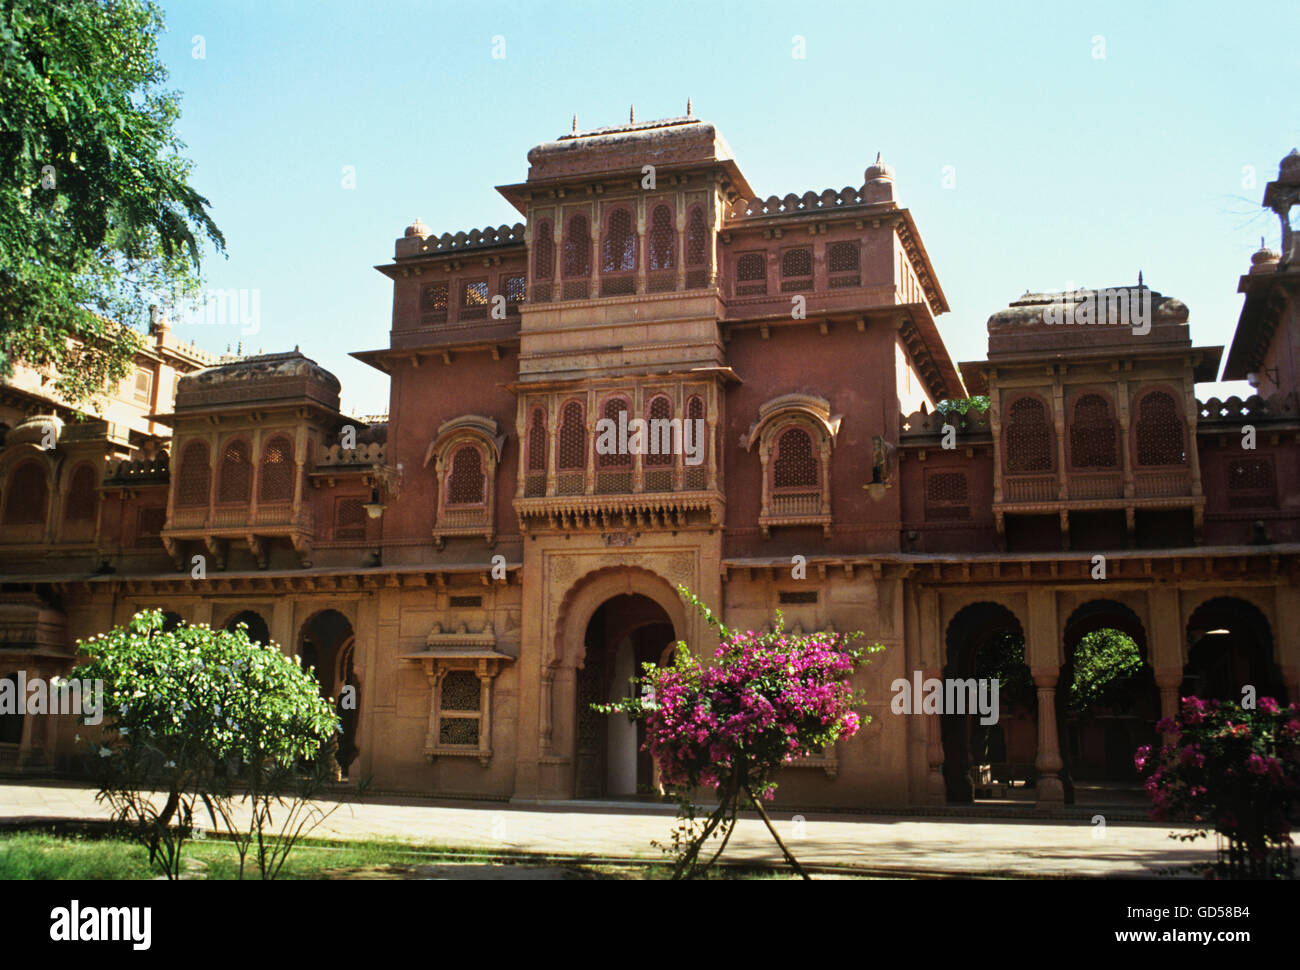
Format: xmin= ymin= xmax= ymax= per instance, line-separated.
xmin=1 ymin=117 xmax=1297 ymax=810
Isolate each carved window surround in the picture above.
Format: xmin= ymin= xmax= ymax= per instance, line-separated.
xmin=401 ymin=622 xmax=514 ymax=767
xmin=745 ymin=393 xmax=841 ymax=538
xmin=425 ymin=415 xmax=506 ymax=549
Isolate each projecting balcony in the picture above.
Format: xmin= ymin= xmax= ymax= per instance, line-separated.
xmin=513 ymin=466 xmax=722 ymax=534
xmin=162 ymin=502 xmax=315 ymax=570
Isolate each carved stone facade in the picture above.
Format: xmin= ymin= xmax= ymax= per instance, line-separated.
xmin=1 ymin=124 xmax=1298 ymax=811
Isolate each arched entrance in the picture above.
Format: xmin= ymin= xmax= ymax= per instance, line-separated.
xmin=574 ymin=594 xmax=676 ymax=799
xmin=1058 ymin=600 xmax=1159 ymax=806
xmin=1183 ymin=597 xmax=1285 ymax=704
xmin=223 ymin=610 xmax=270 ymax=645
xmin=942 ymin=602 xmax=1036 ymax=804
xmin=299 ymin=609 xmax=360 ymax=777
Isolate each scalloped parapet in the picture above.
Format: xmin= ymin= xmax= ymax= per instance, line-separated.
xmin=395 ymin=222 xmax=527 ymax=259
xmin=726 ymin=186 xmax=885 ymax=220
xmin=900 ymin=407 xmax=992 ymax=439
xmin=316 ymin=442 xmax=386 ymax=467
xmin=104 ymin=455 xmax=170 ymax=485
xmin=1196 ymin=393 xmax=1300 ymax=425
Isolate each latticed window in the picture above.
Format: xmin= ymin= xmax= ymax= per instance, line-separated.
xmin=438 ymin=670 xmax=481 ymax=746
xmin=645 ymin=396 xmax=673 ymax=467
xmin=773 ymin=427 xmax=818 ymax=489
xmin=1227 ymin=457 xmax=1276 ymax=508
xmin=420 ymin=282 xmax=448 ymax=312
xmin=598 ymin=397 xmax=631 ymax=468
xmin=685 ymin=395 xmax=707 ymax=488
xmin=602 ymin=208 xmax=635 ymax=273
xmin=504 ymin=274 xmax=526 ymax=306
xmin=3 ymin=461 xmax=48 ymax=525
xmin=462 ymin=280 xmax=489 ymax=307
xmin=925 ymin=471 xmax=970 ymax=520
xmin=1069 ymin=394 xmax=1118 ymax=468
xmin=557 ymin=401 xmax=586 ymax=471
xmin=782 ymin=248 xmax=813 ymax=279
xmin=829 ymin=242 xmax=859 ymax=273
xmin=218 ymin=439 xmax=252 ymax=503
xmin=334 ymin=497 xmax=366 ymax=540
xmin=685 ymin=206 xmax=708 ymax=266
xmin=534 ymin=219 xmax=554 ymax=279
xmin=648 ymin=205 xmax=674 ymax=271
xmin=735 ymin=252 xmax=767 ymax=295
xmin=64 ymin=464 xmax=98 ymax=521
xmin=563 ymin=214 xmax=591 ymax=277
xmin=446 ymin=445 xmax=485 ymax=505
xmin=177 ymin=441 xmax=210 ymax=506
xmin=259 ymin=435 xmax=294 ymax=502
xmin=1136 ymin=391 xmax=1186 ymax=465
xmin=1004 ymin=397 xmax=1052 ymax=473
xmin=527 ymin=407 xmax=547 ymax=473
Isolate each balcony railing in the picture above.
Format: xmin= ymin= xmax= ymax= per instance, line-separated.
xmin=1002 ymin=475 xmax=1057 ymax=503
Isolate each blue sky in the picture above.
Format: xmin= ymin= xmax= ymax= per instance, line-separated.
xmin=156 ymin=0 xmax=1299 ymax=415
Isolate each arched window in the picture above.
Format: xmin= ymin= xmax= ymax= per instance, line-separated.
xmin=645 ymin=395 xmax=673 ymax=468
xmin=735 ymin=252 xmax=767 ymax=295
xmin=1069 ymin=394 xmax=1118 ymax=469
xmin=782 ymin=247 xmax=813 ymax=280
xmin=602 ymin=208 xmax=635 ymax=273
xmin=64 ymin=463 xmax=98 ymax=521
xmin=527 ymin=407 xmax=547 ymax=473
xmin=1136 ymin=391 xmax=1186 ymax=465
xmin=647 ymin=205 xmax=675 ymax=271
xmin=563 ymin=214 xmax=591 ymax=278
xmin=533 ymin=219 xmax=554 ymax=280
xmin=684 ymin=395 xmax=707 ymax=488
xmin=557 ymin=400 xmax=587 ymax=471
xmin=217 ymin=439 xmax=252 ymax=503
xmin=828 ymin=241 xmax=859 ymax=273
xmin=177 ymin=441 xmax=210 ymax=507
xmin=446 ymin=445 xmax=486 ymax=506
xmin=773 ymin=427 xmax=819 ymax=489
xmin=685 ymin=206 xmax=708 ymax=267
xmin=259 ymin=435 xmax=294 ymax=503
xmin=597 ymin=397 xmax=631 ymax=469
xmin=3 ymin=461 xmax=48 ymax=525
xmin=1004 ymin=396 xmax=1052 ymax=473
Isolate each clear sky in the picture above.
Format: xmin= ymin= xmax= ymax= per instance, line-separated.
xmin=155 ymin=0 xmax=1299 ymax=416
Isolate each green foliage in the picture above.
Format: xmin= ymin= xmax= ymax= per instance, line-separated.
xmin=1069 ymin=629 xmax=1144 ymax=715
xmin=71 ymin=610 xmax=339 ymax=878
xmin=0 ymin=0 xmax=224 ymax=403
xmin=972 ymin=631 xmax=1035 ymax=711
xmin=934 ymin=396 xmax=990 ymax=415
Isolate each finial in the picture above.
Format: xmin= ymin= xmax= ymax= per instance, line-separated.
xmin=236 ymin=340 xmax=242 ymax=355
xmin=875 ymin=151 xmax=882 ymax=165
xmin=571 ymin=114 xmax=577 ymax=133
xmin=1262 ymin=235 xmax=1267 ymax=249
xmin=629 ymin=104 xmax=635 ymax=123
xmin=1138 ymin=270 xmax=1143 ymax=287
xmin=686 ymin=97 xmax=693 ymax=117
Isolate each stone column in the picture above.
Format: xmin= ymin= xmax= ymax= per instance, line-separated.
xmin=925 ymin=666 xmax=947 ymax=803
xmin=1031 ymin=666 xmax=1065 ymax=806
xmin=1153 ymin=666 xmax=1183 ymax=750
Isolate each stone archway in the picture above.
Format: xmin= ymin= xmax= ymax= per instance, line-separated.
xmin=298 ymin=608 xmax=360 ymax=777
xmin=548 ymin=566 xmax=687 ymax=799
xmin=1059 ymin=599 xmax=1159 ymax=804
xmin=1183 ymin=597 xmax=1285 ymax=704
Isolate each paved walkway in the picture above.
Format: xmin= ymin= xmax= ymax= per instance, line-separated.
xmin=0 ymin=780 xmax=1208 ymax=877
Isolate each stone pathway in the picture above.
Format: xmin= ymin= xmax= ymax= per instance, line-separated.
xmin=0 ymin=780 xmax=1208 ymax=877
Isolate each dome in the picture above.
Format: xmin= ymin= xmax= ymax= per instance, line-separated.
xmin=1279 ymin=148 xmax=1300 ymax=179
xmin=865 ymin=152 xmax=895 ymax=183
xmin=6 ymin=414 xmax=64 ymax=448
xmin=1250 ymin=237 xmax=1280 ymax=273
xmin=404 ymin=217 xmax=430 ymax=238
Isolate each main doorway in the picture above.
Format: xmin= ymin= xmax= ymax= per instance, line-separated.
xmin=574 ymin=594 xmax=676 ymax=798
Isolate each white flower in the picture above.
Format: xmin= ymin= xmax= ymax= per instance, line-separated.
xmin=98 ymin=747 xmax=111 ymax=758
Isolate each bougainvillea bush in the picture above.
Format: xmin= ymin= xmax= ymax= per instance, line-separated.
xmin=598 ymin=588 xmax=882 ymax=879
xmin=1135 ymin=696 xmax=1300 ymax=879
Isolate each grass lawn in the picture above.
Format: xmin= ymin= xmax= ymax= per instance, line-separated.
xmin=0 ymin=829 xmax=820 ymax=880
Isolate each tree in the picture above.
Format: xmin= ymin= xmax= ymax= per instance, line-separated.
xmin=0 ymin=0 xmax=224 ymax=404
xmin=598 ymin=588 xmax=882 ymax=879
xmin=72 ymin=610 xmax=338 ymax=879
xmin=1069 ymin=628 xmax=1144 ymax=715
